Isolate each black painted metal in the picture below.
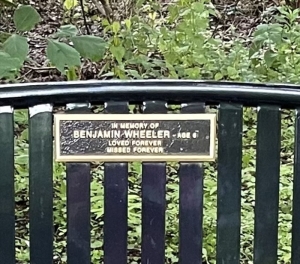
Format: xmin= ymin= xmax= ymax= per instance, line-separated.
xmin=66 ymin=105 xmax=91 ymax=264
xmin=103 ymin=102 xmax=129 ymax=264
xmin=141 ymin=101 xmax=167 ymax=264
xmin=216 ymin=103 xmax=243 ymax=264
xmin=292 ymin=109 xmax=300 ymax=263
xmin=29 ymin=106 xmax=53 ymax=263
xmin=0 ymin=108 xmax=15 ymax=264
xmin=254 ymin=106 xmax=281 ymax=264
xmin=0 ymin=80 xmax=299 ymax=264
xmin=179 ymin=102 xmax=205 ymax=264
xmin=3 ymin=80 xmax=300 ymax=108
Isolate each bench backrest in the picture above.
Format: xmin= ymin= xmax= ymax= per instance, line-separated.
xmin=0 ymin=80 xmax=299 ymax=264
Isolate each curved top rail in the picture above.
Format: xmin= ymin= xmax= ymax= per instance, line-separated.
xmin=1 ymin=79 xmax=300 ymax=108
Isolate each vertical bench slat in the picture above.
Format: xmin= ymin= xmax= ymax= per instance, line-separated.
xmin=254 ymin=105 xmax=281 ymax=264
xmin=0 ymin=106 xmax=15 ymax=263
xmin=66 ymin=104 xmax=91 ymax=264
xmin=291 ymin=109 xmax=300 ymax=263
xmin=103 ymin=102 xmax=129 ymax=264
xmin=216 ymin=103 xmax=243 ymax=264
xmin=141 ymin=101 xmax=167 ymax=264
xmin=29 ymin=105 xmax=53 ymax=264
xmin=178 ymin=102 xmax=205 ymax=264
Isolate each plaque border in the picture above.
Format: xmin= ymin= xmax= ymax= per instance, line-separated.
xmin=54 ymin=113 xmax=217 ymax=162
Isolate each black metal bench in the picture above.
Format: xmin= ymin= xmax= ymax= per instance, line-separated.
xmin=0 ymin=80 xmax=299 ymax=264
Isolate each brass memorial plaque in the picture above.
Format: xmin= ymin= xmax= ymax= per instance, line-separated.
xmin=54 ymin=114 xmax=216 ymax=162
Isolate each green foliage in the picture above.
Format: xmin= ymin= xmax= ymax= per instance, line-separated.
xmin=46 ymin=40 xmax=81 ymax=73
xmin=249 ymin=6 xmax=300 ymax=83
xmin=72 ymin=36 xmax=108 ymax=61
xmin=0 ymin=5 xmax=108 ymax=80
xmin=0 ymin=36 xmax=27 ymax=80
xmin=3 ymin=34 xmax=29 ymax=63
xmin=0 ymin=51 xmax=21 ymax=79
xmin=55 ymin=24 xmax=78 ymax=38
xmin=63 ymin=0 xmax=78 ymax=10
xmin=13 ymin=5 xmax=41 ymax=31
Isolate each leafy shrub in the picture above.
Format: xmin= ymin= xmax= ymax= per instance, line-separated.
xmin=0 ymin=4 xmax=108 ymax=80
xmin=249 ymin=6 xmax=300 ymax=83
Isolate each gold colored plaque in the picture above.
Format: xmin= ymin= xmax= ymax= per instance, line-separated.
xmin=54 ymin=113 xmax=216 ymax=162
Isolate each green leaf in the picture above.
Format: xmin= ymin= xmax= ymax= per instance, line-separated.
xmin=71 ymin=36 xmax=108 ymax=62
xmin=249 ymin=42 xmax=261 ymax=58
xmin=64 ymin=0 xmax=78 ymax=10
xmin=264 ymin=49 xmax=277 ymax=68
xmin=112 ymin=21 xmax=120 ymax=34
xmin=66 ymin=66 xmax=78 ymax=81
xmin=110 ymin=45 xmax=125 ymax=64
xmin=13 ymin=5 xmax=41 ymax=32
xmin=269 ymin=32 xmax=283 ymax=45
xmin=55 ymin=25 xmax=78 ymax=38
xmin=3 ymin=34 xmax=29 ymax=63
xmin=0 ymin=51 xmax=21 ymax=79
xmin=227 ymin=66 xmax=238 ymax=78
xmin=124 ymin=19 xmax=131 ymax=30
xmin=253 ymin=24 xmax=269 ymax=37
xmin=91 ymin=241 xmax=101 ymax=249
xmin=192 ymin=2 xmax=204 ymax=12
xmin=126 ymin=69 xmax=141 ymax=78
xmin=184 ymin=67 xmax=200 ymax=78
xmin=15 ymin=154 xmax=28 ymax=165
xmin=136 ymin=0 xmax=146 ymax=8
xmin=20 ymin=128 xmax=28 ymax=141
xmin=46 ymin=39 xmax=81 ymax=73
xmin=214 ymin=72 xmax=223 ymax=81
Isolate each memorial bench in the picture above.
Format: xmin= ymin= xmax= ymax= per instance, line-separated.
xmin=0 ymin=79 xmax=300 ymax=264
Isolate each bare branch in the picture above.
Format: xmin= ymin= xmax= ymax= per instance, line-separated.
xmin=91 ymin=0 xmax=113 ymax=22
